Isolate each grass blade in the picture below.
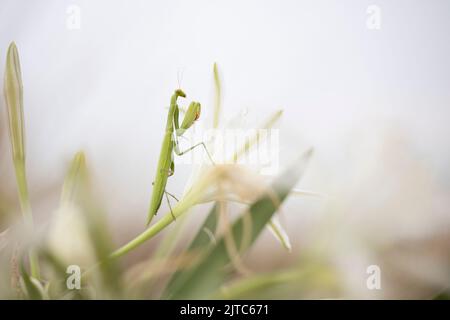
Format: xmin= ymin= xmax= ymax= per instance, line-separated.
xmin=213 ymin=62 xmax=221 ymax=129
xmin=161 ymin=203 xmax=220 ymax=298
xmin=66 ymin=152 xmax=123 ymax=297
xmin=20 ymin=261 xmax=43 ymax=300
xmin=3 ymin=42 xmax=39 ymax=279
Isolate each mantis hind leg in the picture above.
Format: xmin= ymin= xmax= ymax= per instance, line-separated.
xmin=165 ymin=190 xmax=179 ymax=202
xmin=165 ymin=190 xmax=177 ymax=221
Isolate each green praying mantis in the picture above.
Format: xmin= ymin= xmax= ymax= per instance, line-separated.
xmin=147 ymin=89 xmax=214 ymax=225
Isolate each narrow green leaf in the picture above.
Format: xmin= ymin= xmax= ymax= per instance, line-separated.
xmin=162 ymin=203 xmax=220 ymax=298
xmin=3 ymin=41 xmax=40 ymax=279
xmin=84 ymin=207 xmax=123 ymax=297
xmin=268 ymin=217 xmax=292 ymax=251
xmin=60 ymin=151 xmax=86 ymax=205
xmin=4 ymin=42 xmax=25 ymax=164
xmin=433 ymin=289 xmax=450 ymax=300
xmin=20 ymin=261 xmax=43 ymax=300
xmin=58 ymin=152 xmax=122 ymax=297
xmin=213 ymin=62 xmax=221 ymax=129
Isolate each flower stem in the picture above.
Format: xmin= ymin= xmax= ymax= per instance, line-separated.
xmin=14 ymin=160 xmax=40 ymax=279
xmin=111 ymin=209 xmax=178 ymax=259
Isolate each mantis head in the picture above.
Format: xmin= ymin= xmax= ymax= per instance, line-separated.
xmin=174 ymin=89 xmax=186 ymax=98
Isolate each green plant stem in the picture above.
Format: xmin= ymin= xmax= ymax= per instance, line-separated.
xmin=217 ymin=264 xmax=333 ymax=299
xmin=218 ymin=269 xmax=301 ymax=299
xmin=110 ymin=211 xmax=176 ymax=259
xmin=14 ymin=161 xmax=40 ymax=279
xmin=153 ymin=213 xmax=189 ymax=259
xmin=213 ymin=62 xmax=221 ymax=129
xmin=27 ymin=250 xmax=40 ymax=280
xmin=15 ymin=162 xmax=32 ymax=221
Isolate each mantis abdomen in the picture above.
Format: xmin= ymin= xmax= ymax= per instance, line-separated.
xmin=148 ymin=130 xmax=174 ymax=224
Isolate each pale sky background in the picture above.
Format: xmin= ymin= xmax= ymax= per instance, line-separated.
xmin=0 ymin=0 xmax=449 ymax=297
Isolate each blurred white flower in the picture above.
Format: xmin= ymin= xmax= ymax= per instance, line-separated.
xmin=46 ymin=203 xmax=95 ymax=268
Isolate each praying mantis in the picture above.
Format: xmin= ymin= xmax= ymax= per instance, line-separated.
xmin=147 ymin=89 xmax=214 ymax=225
